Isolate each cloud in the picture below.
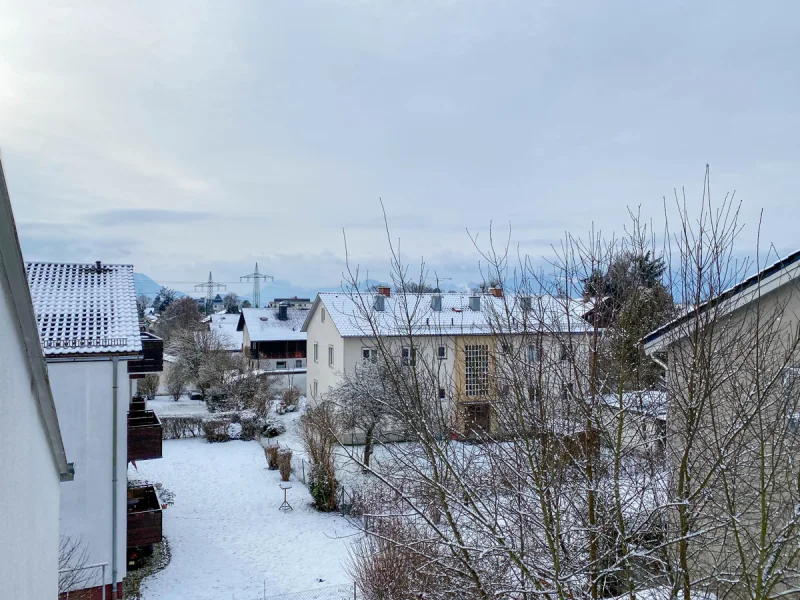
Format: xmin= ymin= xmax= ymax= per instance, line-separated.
xmin=90 ymin=209 xmax=213 ymax=226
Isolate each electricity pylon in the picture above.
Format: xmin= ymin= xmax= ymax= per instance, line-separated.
xmin=195 ymin=272 xmax=226 ymax=315
xmin=240 ymin=263 xmax=273 ymax=308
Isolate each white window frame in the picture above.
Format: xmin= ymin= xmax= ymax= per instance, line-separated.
xmin=276 ymin=360 xmax=287 ymax=370
xmin=362 ymin=347 xmax=378 ymax=364
xmin=328 ymin=345 xmax=334 ymax=367
xmin=295 ymin=359 xmax=303 ymax=368
xmin=321 ymin=308 xmax=326 ymax=322
xmin=313 ymin=379 xmax=318 ymax=398
xmin=464 ymin=344 xmax=489 ymax=397
xmin=437 ymin=345 xmax=447 ymax=360
xmin=527 ymin=344 xmax=540 ymax=363
xmin=313 ymin=342 xmax=318 ymax=363
xmin=401 ymin=346 xmax=416 ymax=367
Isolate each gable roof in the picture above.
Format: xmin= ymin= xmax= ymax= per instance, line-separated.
xmin=302 ymin=292 xmax=593 ymax=338
xmin=208 ymin=313 xmax=243 ymax=350
xmin=26 ymin=262 xmax=142 ymax=356
xmin=237 ymin=307 xmax=307 ymax=342
xmin=643 ymin=248 xmax=800 ymax=352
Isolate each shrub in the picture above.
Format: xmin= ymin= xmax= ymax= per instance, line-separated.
xmin=278 ymin=448 xmax=293 ymax=481
xmin=201 ymin=418 xmax=230 ymax=443
xmin=264 ymin=445 xmax=280 ymax=470
xmin=160 ymin=415 xmax=204 ymax=439
xmin=262 ymin=419 xmax=286 ymax=438
xmin=239 ymin=414 xmax=261 ymax=441
xmin=307 ymin=461 xmax=337 ymax=512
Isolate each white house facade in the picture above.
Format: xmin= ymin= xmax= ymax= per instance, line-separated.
xmin=0 ymin=163 xmax=72 ymax=600
xmin=26 ymin=261 xmax=161 ymax=598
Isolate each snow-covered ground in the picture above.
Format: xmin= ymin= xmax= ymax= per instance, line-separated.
xmin=131 ymin=435 xmax=358 ymax=599
xmin=149 ymin=396 xmax=209 ymax=416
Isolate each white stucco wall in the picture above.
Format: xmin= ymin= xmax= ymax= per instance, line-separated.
xmin=47 ymin=358 xmax=130 ymax=590
xmin=305 ymin=303 xmax=346 ymax=400
xmin=0 ymin=266 xmax=62 ymax=599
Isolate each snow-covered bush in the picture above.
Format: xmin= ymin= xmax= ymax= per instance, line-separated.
xmin=277 ymin=386 xmax=301 ymax=414
xmin=261 ymin=419 xmax=286 ymax=438
xmin=239 ymin=413 xmax=261 ymax=440
xmin=307 ymin=461 xmax=337 ymax=512
xmin=201 ymin=418 xmax=230 ymax=443
xmin=301 ymin=403 xmax=339 ymax=511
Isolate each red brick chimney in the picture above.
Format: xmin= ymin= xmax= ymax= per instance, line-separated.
xmin=377 ymin=286 xmax=391 ymax=298
xmin=489 ymin=286 xmax=503 ymax=298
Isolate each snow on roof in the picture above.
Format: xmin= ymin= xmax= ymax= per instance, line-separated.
xmin=305 ymin=292 xmax=593 ymax=338
xmin=212 ymin=322 xmax=243 ymax=350
xmin=26 ymin=262 xmax=142 ymax=356
xmin=598 ymin=390 xmax=667 ymax=420
xmin=238 ymin=307 xmax=308 ymax=342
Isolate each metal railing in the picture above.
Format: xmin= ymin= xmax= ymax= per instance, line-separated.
xmin=58 ymin=562 xmax=108 ymax=600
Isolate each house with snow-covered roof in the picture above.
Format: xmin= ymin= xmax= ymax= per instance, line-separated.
xmin=236 ymin=305 xmax=308 ymax=390
xmin=26 ymin=260 xmax=165 ymax=599
xmin=206 ymin=312 xmax=244 ymax=352
xmin=302 ymin=287 xmax=595 ymax=437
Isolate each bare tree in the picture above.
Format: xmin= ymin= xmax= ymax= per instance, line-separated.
xmin=167 ymin=327 xmax=232 ymax=401
xmin=137 ymin=373 xmax=160 ymax=400
xmin=223 ymin=292 xmax=240 ymax=314
xmin=155 ymin=297 xmax=203 ymax=345
xmin=165 ymin=365 xmax=187 ymax=401
xmin=59 ymin=536 xmax=99 ymax=597
xmin=327 ymin=361 xmax=393 ymax=468
xmin=337 ymin=181 xmax=800 ymax=600
xmin=136 ymin=294 xmax=151 ymax=321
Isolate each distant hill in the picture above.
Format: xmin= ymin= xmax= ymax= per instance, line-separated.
xmin=133 ymin=273 xmax=189 ymax=300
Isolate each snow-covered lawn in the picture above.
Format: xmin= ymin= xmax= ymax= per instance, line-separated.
xmin=149 ymin=396 xmax=209 ymax=417
xmin=130 ymin=438 xmax=358 ymax=599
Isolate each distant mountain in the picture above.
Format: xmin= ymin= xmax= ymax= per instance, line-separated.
xmin=134 ymin=273 xmax=187 ymax=299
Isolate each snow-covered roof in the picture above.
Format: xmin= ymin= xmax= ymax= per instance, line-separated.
xmin=598 ymin=390 xmax=667 ymax=420
xmin=26 ymin=262 xmax=143 ymax=356
xmin=303 ymin=292 xmax=593 ymax=338
xmin=237 ymin=308 xmax=308 ymax=342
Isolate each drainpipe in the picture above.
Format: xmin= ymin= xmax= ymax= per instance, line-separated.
xmin=111 ymin=356 xmax=119 ymax=599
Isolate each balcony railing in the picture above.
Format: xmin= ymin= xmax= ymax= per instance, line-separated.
xmin=128 ymin=331 xmax=164 ymax=375
xmin=127 ymin=485 xmax=163 ymax=548
xmin=128 ymin=410 xmax=163 ymax=461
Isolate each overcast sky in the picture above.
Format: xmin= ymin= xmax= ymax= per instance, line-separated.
xmin=2 ymin=1 xmax=798 ymax=297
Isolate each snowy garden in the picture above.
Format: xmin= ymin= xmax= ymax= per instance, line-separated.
xmin=129 ymin=398 xmax=358 ymax=600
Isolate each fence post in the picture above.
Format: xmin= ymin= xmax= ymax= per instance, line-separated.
xmin=302 ymin=459 xmax=305 ymax=484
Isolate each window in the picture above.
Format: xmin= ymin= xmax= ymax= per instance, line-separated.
xmin=313 ymin=342 xmax=319 ymax=362
xmin=528 ymin=386 xmax=541 ymax=402
xmin=560 ymin=343 xmax=570 ymax=362
xmin=362 ymin=347 xmax=378 ymax=364
xmin=295 ymin=359 xmax=303 ymax=368
xmin=527 ymin=344 xmax=540 ymax=363
xmin=465 ymin=344 xmax=489 ymax=397
xmin=561 ymin=382 xmax=574 ymax=400
xmin=401 ymin=347 xmax=416 ymax=366
xmin=328 ymin=345 xmax=334 ymax=367
xmin=276 ymin=361 xmax=287 ymax=370
xmin=437 ymin=345 xmax=447 ymax=360
xmin=438 ymin=387 xmax=446 ymax=399
xmin=313 ymin=380 xmax=318 ymax=398
xmin=321 ymin=308 xmax=326 ymax=322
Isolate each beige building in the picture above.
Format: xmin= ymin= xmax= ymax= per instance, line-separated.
xmin=302 ymin=288 xmax=594 ymax=437
xmin=643 ymin=248 xmax=800 ymax=597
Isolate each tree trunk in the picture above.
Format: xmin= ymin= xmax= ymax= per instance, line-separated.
xmin=363 ymin=425 xmax=374 ymax=469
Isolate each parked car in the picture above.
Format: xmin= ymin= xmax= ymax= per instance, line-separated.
xmin=188 ymin=389 xmax=203 ymax=400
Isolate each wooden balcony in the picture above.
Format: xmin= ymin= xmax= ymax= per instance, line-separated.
xmin=128 ymin=331 xmax=164 ymax=376
xmin=127 ymin=485 xmax=163 ymax=548
xmin=128 ymin=410 xmax=163 ymax=461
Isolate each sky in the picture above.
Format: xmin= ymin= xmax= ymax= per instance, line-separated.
xmin=2 ymin=1 xmax=798 ymax=298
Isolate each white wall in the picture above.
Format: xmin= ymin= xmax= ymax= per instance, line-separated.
xmin=0 ymin=266 xmax=62 ymax=599
xmin=305 ymin=302 xmax=346 ymax=401
xmin=48 ymin=358 xmax=130 ymax=591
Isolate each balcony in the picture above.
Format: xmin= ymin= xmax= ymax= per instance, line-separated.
xmin=128 ymin=410 xmax=163 ymax=461
xmin=128 ymin=331 xmax=164 ymax=376
xmin=127 ymin=485 xmax=163 ymax=548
